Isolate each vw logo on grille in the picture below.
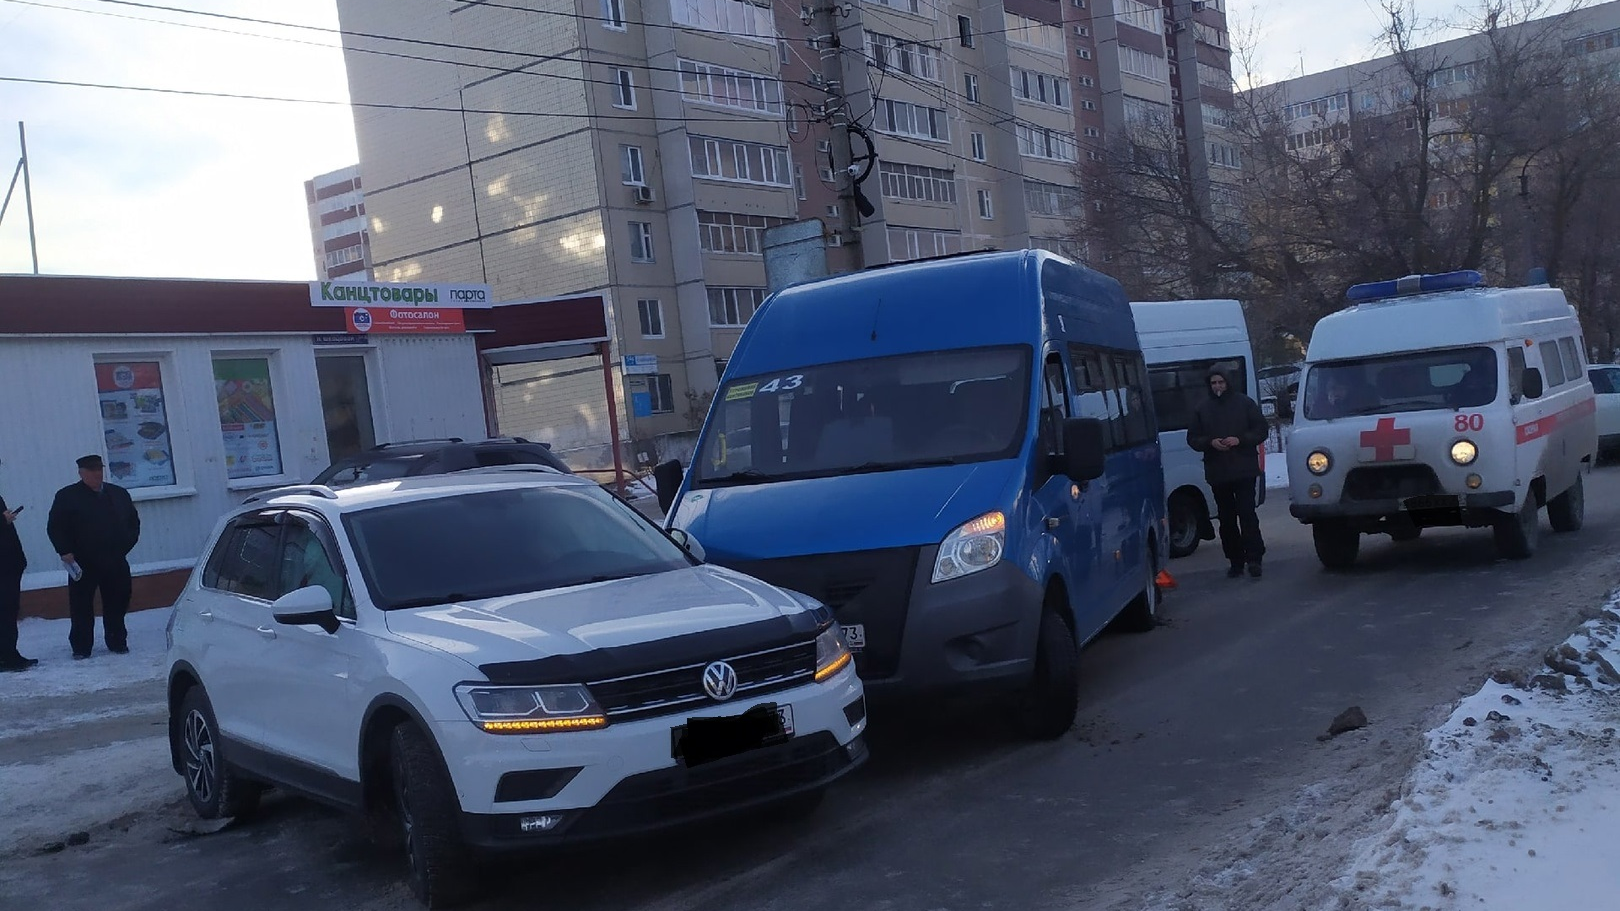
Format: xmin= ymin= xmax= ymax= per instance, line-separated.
xmin=701 ymin=661 xmax=738 ymax=701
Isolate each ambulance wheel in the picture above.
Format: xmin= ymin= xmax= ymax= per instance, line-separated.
xmin=1167 ymin=492 xmax=1203 ymax=558
xmin=1493 ymin=495 xmax=1540 ymax=559
xmin=1312 ymin=522 xmax=1360 ymax=571
xmin=1548 ymin=475 xmax=1584 ymax=533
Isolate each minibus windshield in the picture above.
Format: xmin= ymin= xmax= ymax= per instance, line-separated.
xmin=691 ymin=345 xmax=1032 ymax=487
xmin=1303 ymin=346 xmax=1498 ymax=420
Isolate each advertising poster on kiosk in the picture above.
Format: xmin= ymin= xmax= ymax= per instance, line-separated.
xmin=96 ymin=361 xmax=176 ymax=489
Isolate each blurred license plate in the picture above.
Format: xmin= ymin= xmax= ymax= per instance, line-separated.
xmin=842 ymin=624 xmax=866 ymax=650
xmin=671 ymin=704 xmax=793 ymax=766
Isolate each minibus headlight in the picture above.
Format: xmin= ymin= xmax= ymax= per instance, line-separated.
xmin=932 ymin=511 xmax=1006 ymax=583
xmin=1306 ymin=450 xmax=1333 ymax=475
xmin=1450 ymin=440 xmax=1478 ymax=465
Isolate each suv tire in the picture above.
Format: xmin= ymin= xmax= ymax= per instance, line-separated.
xmin=1017 ymin=607 xmax=1079 ymax=741
xmin=177 ymin=686 xmax=261 ymax=820
xmin=390 ymin=724 xmax=481 ymax=910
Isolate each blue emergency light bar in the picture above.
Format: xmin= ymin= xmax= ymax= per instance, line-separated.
xmin=1345 ymin=270 xmax=1484 ymax=303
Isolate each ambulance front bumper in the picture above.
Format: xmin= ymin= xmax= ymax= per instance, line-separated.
xmin=1291 ymin=490 xmax=1516 ymax=521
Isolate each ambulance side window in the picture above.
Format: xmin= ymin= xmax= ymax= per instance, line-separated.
xmin=1558 ymin=337 xmax=1582 ymax=379
xmin=1507 ymin=347 xmax=1527 ymax=401
xmin=1541 ymin=341 xmax=1568 ymax=388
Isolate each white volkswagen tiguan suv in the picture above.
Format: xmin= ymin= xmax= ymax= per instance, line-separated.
xmin=164 ymin=467 xmax=868 ymax=908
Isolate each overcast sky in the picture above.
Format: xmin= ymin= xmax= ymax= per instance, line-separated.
xmin=0 ymin=0 xmax=1483 ymax=280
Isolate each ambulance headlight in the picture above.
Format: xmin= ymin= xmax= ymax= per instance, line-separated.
xmin=1450 ymin=440 xmax=1478 ymax=465
xmin=1306 ymin=450 xmax=1332 ymax=475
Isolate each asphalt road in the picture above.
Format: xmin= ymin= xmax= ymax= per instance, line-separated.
xmin=6 ymin=465 xmax=1620 ymax=911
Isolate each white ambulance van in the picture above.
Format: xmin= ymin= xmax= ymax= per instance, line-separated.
xmin=1287 ymin=270 xmax=1596 ymax=568
xmin=1131 ymin=298 xmax=1266 ymax=558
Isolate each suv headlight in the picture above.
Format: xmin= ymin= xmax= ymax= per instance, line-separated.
xmin=932 ymin=511 xmax=1006 ymax=583
xmin=814 ymin=624 xmax=853 ymax=682
xmin=454 ymin=683 xmax=608 ymax=733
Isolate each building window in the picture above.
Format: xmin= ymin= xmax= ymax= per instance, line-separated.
xmin=867 ymin=0 xmax=924 ymax=12
xmin=95 ymin=359 xmax=177 ymax=489
xmin=879 ymin=161 xmax=958 ymax=203
xmin=1081 ymin=99 xmax=1097 ymax=111
xmin=1084 ymin=126 xmax=1100 ymax=138
xmin=1076 ymin=48 xmax=1092 ymax=60
xmin=1024 ymin=179 xmax=1080 ymax=217
xmin=708 ymin=286 xmax=767 ymax=327
xmin=629 ymin=221 xmax=655 ymax=261
xmin=213 ymin=357 xmax=284 ymax=481
xmin=865 ymin=32 xmax=942 ymax=82
xmin=1116 ymin=0 xmax=1163 ymax=33
xmin=688 ymin=135 xmax=793 ymax=186
xmin=613 ymin=69 xmax=637 ymax=109
xmin=795 ymin=164 xmax=806 ymax=199
xmin=602 ymin=0 xmax=627 ymax=29
xmin=670 ymin=0 xmax=775 ymax=41
xmin=970 ymin=131 xmax=986 ymax=161
xmin=1011 ymin=66 xmax=1070 ymax=107
xmin=1117 ymin=46 xmax=1165 ymax=82
xmin=1016 ymin=122 xmax=1079 ymax=162
xmin=1078 ymin=75 xmax=1095 ymax=87
xmin=621 ymin=145 xmax=645 ymax=185
xmin=698 ymin=210 xmax=790 ymax=254
xmin=648 ymin=374 xmax=675 ymax=414
xmin=678 ymin=59 xmax=783 ymax=115
xmin=977 ymin=189 xmax=993 ymax=219
xmin=1004 ymin=12 xmax=1065 ymax=54
xmin=637 ymin=299 xmax=664 ymax=337
xmin=1208 ymin=141 xmax=1242 ymax=169
xmin=964 ymin=73 xmax=980 ymax=103
xmin=958 ymin=15 xmax=975 ymax=47
xmin=887 ymin=226 xmax=960 ymax=261
xmin=877 ymin=98 xmax=949 ymax=141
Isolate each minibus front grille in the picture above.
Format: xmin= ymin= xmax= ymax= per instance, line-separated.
xmin=726 ymin=547 xmax=921 ymax=682
xmin=1342 ymin=465 xmax=1441 ymax=501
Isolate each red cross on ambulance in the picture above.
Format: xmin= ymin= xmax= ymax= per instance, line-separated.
xmin=1358 ymin=417 xmax=1415 ymax=462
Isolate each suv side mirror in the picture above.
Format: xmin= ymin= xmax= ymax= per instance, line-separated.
xmin=1058 ymin=417 xmax=1107 ymax=482
xmin=1522 ymin=367 xmax=1545 ymax=400
xmin=273 ymin=585 xmax=340 ymax=634
xmin=653 ymin=459 xmax=684 ymax=515
xmin=668 ymin=528 xmax=706 ymax=563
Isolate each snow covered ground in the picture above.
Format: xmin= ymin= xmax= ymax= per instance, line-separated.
xmin=4 ymin=591 xmax=1620 ymax=910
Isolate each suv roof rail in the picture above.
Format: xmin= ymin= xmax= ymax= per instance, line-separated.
xmin=446 ymin=464 xmax=569 ymax=478
xmin=242 ymin=484 xmax=340 ymax=504
xmin=373 ymin=437 xmax=465 ymax=449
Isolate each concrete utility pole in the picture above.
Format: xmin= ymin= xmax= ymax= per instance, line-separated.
xmin=1 ymin=122 xmax=41 ymax=273
xmin=809 ymin=0 xmax=876 ymax=262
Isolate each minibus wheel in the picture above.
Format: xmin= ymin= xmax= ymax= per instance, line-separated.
xmin=1548 ymin=474 xmax=1584 ymax=533
xmin=1312 ymin=521 xmax=1360 ymax=571
xmin=1018 ymin=607 xmax=1079 ymax=741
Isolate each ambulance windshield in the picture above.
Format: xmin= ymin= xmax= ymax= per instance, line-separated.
xmin=1303 ymin=347 xmax=1498 ymax=420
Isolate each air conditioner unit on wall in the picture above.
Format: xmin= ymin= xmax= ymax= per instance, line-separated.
xmin=633 ymin=184 xmax=656 ymax=204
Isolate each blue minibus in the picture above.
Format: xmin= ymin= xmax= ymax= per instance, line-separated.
xmin=654 ymin=250 xmax=1167 ymax=739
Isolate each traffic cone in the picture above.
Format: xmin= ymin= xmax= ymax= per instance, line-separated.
xmin=1155 ymin=569 xmax=1178 ymax=591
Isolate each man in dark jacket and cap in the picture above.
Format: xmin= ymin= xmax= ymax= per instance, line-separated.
xmin=47 ymin=454 xmax=141 ymax=658
xmin=1187 ymin=363 xmax=1269 ymax=578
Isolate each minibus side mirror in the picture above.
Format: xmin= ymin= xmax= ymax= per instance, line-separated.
xmin=1059 ymin=417 xmax=1107 ymax=482
xmin=1521 ymin=368 xmax=1544 ymax=401
xmin=653 ymin=459 xmax=684 ymax=515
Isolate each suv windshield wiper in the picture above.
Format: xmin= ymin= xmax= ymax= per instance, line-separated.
xmin=842 ymin=457 xmax=962 ymax=475
xmin=702 ymin=469 xmax=776 ymax=487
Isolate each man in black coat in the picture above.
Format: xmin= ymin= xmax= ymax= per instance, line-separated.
xmin=1 ymin=464 xmax=36 ymax=670
xmin=1186 ymin=363 xmax=1270 ymax=579
xmin=47 ymin=454 xmax=141 ymax=658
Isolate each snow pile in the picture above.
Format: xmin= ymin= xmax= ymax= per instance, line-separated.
xmin=1331 ymin=603 xmax=1620 ymax=908
xmin=2 ymin=608 xmax=171 ymax=702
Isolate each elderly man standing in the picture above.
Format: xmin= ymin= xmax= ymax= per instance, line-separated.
xmin=1187 ymin=363 xmax=1269 ymax=579
xmin=47 ymin=454 xmax=141 ymax=659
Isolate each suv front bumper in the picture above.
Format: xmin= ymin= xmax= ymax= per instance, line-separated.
xmin=1290 ymin=489 xmax=1516 ymax=522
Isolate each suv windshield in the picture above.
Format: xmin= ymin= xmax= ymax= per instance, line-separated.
xmin=1303 ymin=346 xmax=1498 ymax=420
xmin=690 ymin=345 xmax=1032 ymax=488
xmin=342 ymin=485 xmax=693 ymax=609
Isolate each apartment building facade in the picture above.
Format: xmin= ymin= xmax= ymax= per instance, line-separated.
xmin=304 ymin=164 xmax=374 ymax=281
xmin=332 ymin=0 xmax=1232 ymax=459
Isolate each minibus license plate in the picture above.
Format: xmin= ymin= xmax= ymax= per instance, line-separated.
xmin=843 ymin=624 xmax=866 ymax=650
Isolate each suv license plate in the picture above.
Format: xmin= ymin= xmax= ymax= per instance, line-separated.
xmin=671 ymin=704 xmax=794 ymax=766
xmin=842 ymin=624 xmax=866 ymax=651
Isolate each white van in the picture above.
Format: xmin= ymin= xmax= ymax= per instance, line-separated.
xmin=1132 ymin=298 xmax=1267 ymax=558
xmin=1286 ymin=271 xmax=1596 ymax=568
